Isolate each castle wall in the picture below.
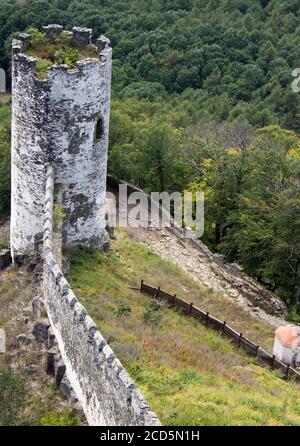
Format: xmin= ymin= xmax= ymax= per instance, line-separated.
xmin=11 ymin=28 xmax=112 ymax=257
xmin=11 ymin=48 xmax=49 ymax=257
xmin=48 ymin=44 xmax=111 ymax=248
xmin=43 ymin=167 xmax=160 ymax=426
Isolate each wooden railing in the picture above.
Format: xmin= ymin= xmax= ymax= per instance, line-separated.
xmin=139 ymin=281 xmax=300 ymax=383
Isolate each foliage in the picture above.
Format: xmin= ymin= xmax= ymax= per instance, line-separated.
xmin=0 ymin=102 xmax=11 ymax=216
xmin=54 ymin=48 xmax=80 ymax=68
xmin=25 ymin=28 xmax=96 ymax=77
xmin=26 ymin=26 xmax=46 ymax=47
xmin=40 ymin=410 xmax=81 ymax=426
xmin=186 ymin=124 xmax=300 ymax=305
xmin=53 ymin=203 xmax=66 ymax=231
xmin=115 ymin=303 xmax=132 ymax=317
xmin=142 ymin=298 xmax=164 ymax=325
xmin=0 ymin=369 xmax=27 ymax=426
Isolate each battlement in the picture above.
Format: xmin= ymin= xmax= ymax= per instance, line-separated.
xmin=42 ymin=24 xmax=92 ymax=47
xmin=12 ymin=25 xmax=111 ymax=81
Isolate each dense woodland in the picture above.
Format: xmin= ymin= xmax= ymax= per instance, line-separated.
xmin=0 ymin=0 xmax=299 ymax=310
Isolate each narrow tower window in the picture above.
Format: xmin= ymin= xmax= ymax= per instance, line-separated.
xmin=96 ymin=117 xmax=104 ymax=140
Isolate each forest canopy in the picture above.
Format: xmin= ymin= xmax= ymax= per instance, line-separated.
xmin=0 ymin=0 xmax=300 ymax=129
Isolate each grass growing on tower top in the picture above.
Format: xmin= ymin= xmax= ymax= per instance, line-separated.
xmin=68 ymin=229 xmax=300 ymax=426
xmin=24 ymin=28 xmax=98 ymax=78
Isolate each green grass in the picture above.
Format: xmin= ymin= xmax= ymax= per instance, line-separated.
xmin=0 ymin=368 xmax=79 ymax=426
xmin=68 ymin=229 xmax=300 ymax=426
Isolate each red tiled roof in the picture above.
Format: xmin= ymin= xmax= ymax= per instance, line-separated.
xmin=275 ymin=325 xmax=299 ymax=349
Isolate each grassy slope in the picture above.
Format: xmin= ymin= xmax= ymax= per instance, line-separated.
xmin=69 ymin=230 xmax=300 ymax=426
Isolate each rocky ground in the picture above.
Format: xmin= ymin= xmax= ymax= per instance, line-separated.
xmin=137 ymin=226 xmax=287 ymax=329
xmin=113 ymin=187 xmax=288 ymax=329
xmin=0 ymin=219 xmax=85 ymax=425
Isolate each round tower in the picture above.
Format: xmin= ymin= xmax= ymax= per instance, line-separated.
xmin=11 ymin=25 xmax=112 ymax=258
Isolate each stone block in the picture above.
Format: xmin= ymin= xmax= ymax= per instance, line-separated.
xmin=32 ymin=319 xmax=50 ymax=343
xmin=0 ymin=249 xmax=11 ymax=270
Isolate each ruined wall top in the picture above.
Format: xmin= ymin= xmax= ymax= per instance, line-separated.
xmin=12 ymin=24 xmax=111 ymax=82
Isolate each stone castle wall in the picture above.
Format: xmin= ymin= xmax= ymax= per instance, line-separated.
xmin=43 ymin=167 xmax=160 ymax=426
xmin=11 ymin=26 xmax=111 ymax=258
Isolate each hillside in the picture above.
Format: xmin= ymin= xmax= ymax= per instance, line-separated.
xmin=69 ymin=229 xmax=300 ymax=426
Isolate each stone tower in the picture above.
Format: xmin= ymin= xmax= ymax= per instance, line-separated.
xmin=11 ymin=25 xmax=112 ymax=259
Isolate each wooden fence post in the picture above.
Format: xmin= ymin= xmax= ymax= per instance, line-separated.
xmin=271 ymin=355 xmax=275 ymax=370
xmin=222 ymin=321 xmax=226 ymax=334
xmin=206 ymin=312 xmax=209 ymax=326
xmin=189 ymin=303 xmax=193 ymax=315
xmin=238 ymin=333 xmax=243 ymax=348
xmin=138 ymin=282 xmax=300 ymax=385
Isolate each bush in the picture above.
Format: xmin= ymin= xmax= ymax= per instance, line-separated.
xmin=115 ymin=304 xmax=132 ymax=317
xmin=26 ymin=27 xmax=47 ymax=47
xmin=142 ymin=298 xmax=164 ymax=325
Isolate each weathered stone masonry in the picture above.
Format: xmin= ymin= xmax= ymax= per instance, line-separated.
xmin=11 ymin=25 xmax=111 ymax=258
xmin=11 ymin=25 xmax=160 ymax=426
xmin=43 ymin=167 xmax=160 ymax=426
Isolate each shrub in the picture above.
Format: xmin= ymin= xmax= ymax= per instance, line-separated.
xmin=54 ymin=49 xmax=80 ymax=69
xmin=36 ymin=59 xmax=53 ymax=78
xmin=115 ymin=304 xmax=131 ymax=317
xmin=26 ymin=27 xmax=47 ymax=47
xmin=142 ymin=298 xmax=164 ymax=325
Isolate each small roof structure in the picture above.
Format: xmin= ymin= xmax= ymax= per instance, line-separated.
xmin=275 ymin=325 xmax=300 ymax=349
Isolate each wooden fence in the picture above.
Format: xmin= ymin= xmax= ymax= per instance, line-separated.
xmin=139 ymin=281 xmax=300 ymax=383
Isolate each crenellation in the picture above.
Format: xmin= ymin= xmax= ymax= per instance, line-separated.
xmin=93 ymin=331 xmax=107 ymax=352
xmin=42 ymin=24 xmax=64 ymax=41
xmin=102 ymin=344 xmax=116 ymax=364
xmin=97 ymin=36 xmax=111 ymax=53
xmin=72 ymin=26 xmax=92 ymax=47
xmin=74 ymin=302 xmax=87 ymax=321
xmin=17 ymin=33 xmax=32 ymax=50
xmin=84 ymin=315 xmax=97 ymax=333
xmin=12 ymin=39 xmax=23 ymax=55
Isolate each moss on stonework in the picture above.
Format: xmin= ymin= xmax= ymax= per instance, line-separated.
xmin=25 ymin=28 xmax=98 ymax=79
